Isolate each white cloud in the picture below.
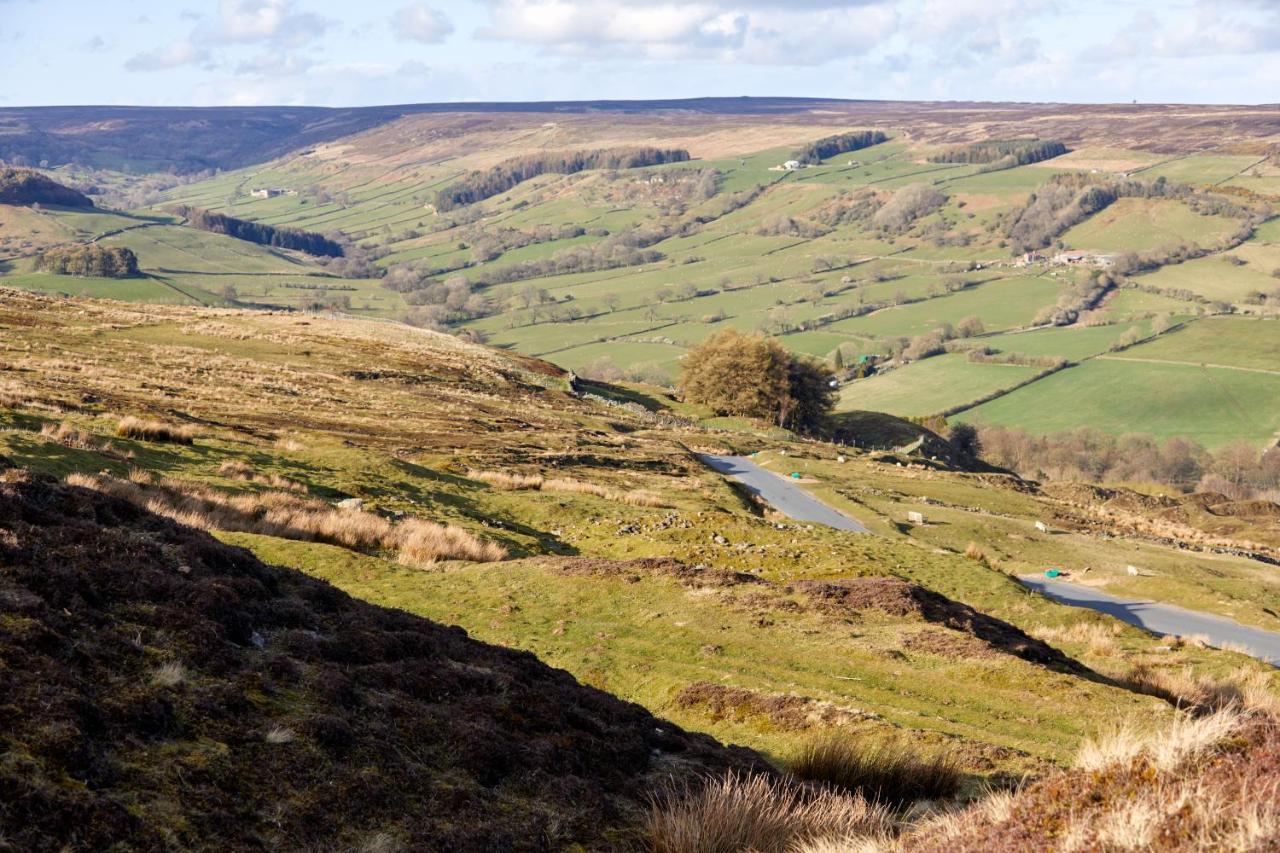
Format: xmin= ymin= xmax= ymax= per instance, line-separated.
xmin=124 ymin=39 xmax=211 ymax=72
xmin=1107 ymin=1 xmax=1280 ymax=59
xmin=235 ymin=52 xmax=315 ymax=75
xmin=394 ymin=4 xmax=454 ymax=44
xmin=477 ymin=0 xmax=899 ymax=65
xmin=211 ymin=0 xmax=331 ymax=47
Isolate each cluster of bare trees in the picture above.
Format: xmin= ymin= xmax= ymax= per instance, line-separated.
xmin=1034 ymin=272 xmax=1115 ymax=326
xmin=756 ymin=215 xmax=830 ymax=238
xmin=877 ymin=315 xmax=986 ymax=363
xmin=872 ymin=183 xmax=947 ymax=234
xmin=1003 ymin=174 xmax=1272 ymax=254
xmin=464 ymin=224 xmax=588 ymax=264
xmin=979 ymin=426 xmax=1280 ymax=500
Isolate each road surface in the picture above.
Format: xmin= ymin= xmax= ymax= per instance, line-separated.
xmin=698 ymin=454 xmax=870 ymax=534
xmin=1022 ymin=576 xmax=1280 ymax=666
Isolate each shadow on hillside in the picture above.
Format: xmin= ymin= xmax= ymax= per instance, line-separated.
xmin=575 ymin=379 xmax=673 ymax=413
xmin=388 ymin=457 xmax=579 ymax=556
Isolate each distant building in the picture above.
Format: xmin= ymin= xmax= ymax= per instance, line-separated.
xmin=250 ymin=188 xmax=282 ymax=199
xmin=1053 ymin=251 xmax=1091 ymax=266
xmin=782 ymin=160 xmax=802 ymax=171
xmin=1016 ymin=251 xmax=1046 ymax=267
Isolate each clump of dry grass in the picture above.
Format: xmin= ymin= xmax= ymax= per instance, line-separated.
xmin=962 ymin=541 xmax=987 ymax=563
xmin=66 ymin=472 xmax=506 ymax=567
xmin=468 ymin=469 xmax=670 ymax=507
xmin=116 ymin=416 xmax=197 ymax=445
xmin=40 ymin=422 xmax=113 ymax=453
xmin=617 ymin=489 xmax=666 ymax=507
xmin=264 ymin=725 xmax=296 ymax=745
xmin=788 ymin=733 xmax=962 ymax=809
xmin=151 ymin=661 xmax=187 ymax=687
xmin=217 ymin=459 xmax=307 ymax=492
xmin=1119 ymin=663 xmax=1280 ymax=714
xmin=397 ymin=518 xmax=508 ymax=566
xmin=217 ymin=459 xmax=253 ymax=478
xmin=1076 ymin=707 xmax=1242 ymax=773
xmin=647 ymin=771 xmax=890 ymax=853
xmin=470 ymin=470 xmax=545 ymax=490
xmin=1031 ymin=621 xmax=1120 ymax=658
xmin=896 ymin=705 xmax=1280 ymax=851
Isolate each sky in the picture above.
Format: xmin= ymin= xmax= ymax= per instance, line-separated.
xmin=2 ymin=0 xmax=1279 ymax=108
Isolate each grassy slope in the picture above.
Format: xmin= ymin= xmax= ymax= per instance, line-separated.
xmin=2 ymin=292 xmax=1276 ymax=783
xmin=1061 ymin=198 xmax=1238 ymax=254
xmin=839 ymin=354 xmax=1041 ymax=417
xmin=963 ymin=355 xmax=1280 ymax=450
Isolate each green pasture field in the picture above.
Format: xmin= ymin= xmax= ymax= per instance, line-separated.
xmin=1107 ymin=316 xmax=1280 ymax=372
xmin=1024 ymin=147 xmax=1166 ymax=173
xmin=961 ymin=354 xmax=1280 ymax=449
xmin=826 ymin=276 xmax=1061 ymax=339
xmin=1138 ymin=155 xmax=1267 ymax=186
xmin=979 ymin=321 xmax=1155 ymax=362
xmin=1132 ymin=241 xmax=1280 ymax=303
xmin=1255 ymin=218 xmax=1280 ymax=243
xmin=1061 ymin=198 xmax=1238 ymax=253
xmin=940 ymin=163 xmax=1070 ymax=197
xmin=545 ymin=340 xmax=686 ymax=377
xmin=98 ymin=224 xmax=317 ymax=275
xmin=838 ymin=352 xmax=1042 ymax=417
xmin=0 ymin=271 xmax=207 ymax=304
xmin=1100 ymin=288 xmax=1202 ymax=316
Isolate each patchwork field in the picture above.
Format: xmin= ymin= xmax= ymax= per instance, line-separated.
xmin=962 ymin=356 xmax=1280 ymax=450
xmin=1061 ymin=198 xmax=1238 ymax=254
xmin=840 ymin=353 xmax=1042 ymax=417
xmin=2 ymin=104 xmax=1278 ymax=452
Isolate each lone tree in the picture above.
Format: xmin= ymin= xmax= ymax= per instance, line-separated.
xmin=679 ymin=329 xmax=836 ymax=433
xmin=949 ymin=422 xmax=982 ymax=459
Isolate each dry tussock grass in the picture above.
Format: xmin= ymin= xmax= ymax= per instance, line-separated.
xmin=961 ymin=542 xmax=988 ymax=564
xmin=647 ymin=771 xmax=890 ymax=853
xmin=217 ymin=460 xmax=307 ymax=493
xmin=151 ymin=661 xmax=187 ymax=688
xmin=1031 ymin=621 xmax=1120 ymax=657
xmin=468 ymin=469 xmax=669 ymax=508
xmin=795 ymin=835 xmax=893 ymax=853
xmin=66 ymin=472 xmax=506 ymax=566
xmin=40 ymin=422 xmax=114 ymax=453
xmin=788 ymin=733 xmax=962 ymax=809
xmin=0 ymin=379 xmax=32 ymax=409
xmin=116 ymin=416 xmax=197 ymax=445
xmin=896 ymin=698 xmax=1280 ymax=851
xmin=1075 ymin=707 xmax=1242 ymax=772
xmin=1119 ymin=663 xmax=1280 ymax=714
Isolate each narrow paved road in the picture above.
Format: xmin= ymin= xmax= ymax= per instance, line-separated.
xmin=1022 ymin=576 xmax=1280 ymax=666
xmin=698 ymin=454 xmax=870 ymax=533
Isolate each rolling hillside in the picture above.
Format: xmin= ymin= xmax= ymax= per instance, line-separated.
xmin=0 ymin=282 xmax=1277 ymax=845
xmin=2 ymin=100 xmax=1278 ymax=454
